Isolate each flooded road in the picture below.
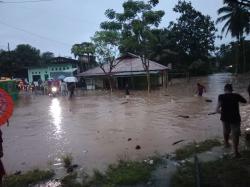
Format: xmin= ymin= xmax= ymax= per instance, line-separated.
xmin=2 ymin=73 xmax=250 ymax=174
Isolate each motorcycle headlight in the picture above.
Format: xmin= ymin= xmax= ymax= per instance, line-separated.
xmin=52 ymin=87 xmax=57 ymax=92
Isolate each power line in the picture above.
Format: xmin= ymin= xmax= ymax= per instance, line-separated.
xmin=0 ymin=0 xmax=53 ymax=3
xmin=0 ymin=2 xmax=99 ymax=26
xmin=0 ymin=19 xmax=72 ymax=47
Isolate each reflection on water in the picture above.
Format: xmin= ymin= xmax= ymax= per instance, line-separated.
xmin=49 ymin=98 xmax=62 ymax=137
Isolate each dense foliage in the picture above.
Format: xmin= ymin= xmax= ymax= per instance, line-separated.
xmin=0 ymin=44 xmax=54 ymax=78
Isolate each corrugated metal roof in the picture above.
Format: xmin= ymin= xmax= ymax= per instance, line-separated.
xmin=78 ymin=54 xmax=168 ymax=77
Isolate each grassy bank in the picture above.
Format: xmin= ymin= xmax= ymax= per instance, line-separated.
xmin=171 ymin=150 xmax=250 ymax=187
xmin=3 ymin=139 xmax=230 ymax=187
xmin=3 ymin=169 xmax=54 ymax=187
xmin=174 ymin=139 xmax=221 ymax=160
xmin=3 ymin=156 xmax=162 ymax=187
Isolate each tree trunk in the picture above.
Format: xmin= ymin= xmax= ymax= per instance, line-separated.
xmin=235 ymin=41 xmax=240 ymax=75
xmin=146 ymin=70 xmax=151 ymax=93
xmin=108 ymin=76 xmax=113 ymax=93
xmin=242 ymin=39 xmax=246 ymax=73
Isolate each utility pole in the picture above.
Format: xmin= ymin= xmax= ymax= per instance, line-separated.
xmin=7 ymin=42 xmax=10 ymax=53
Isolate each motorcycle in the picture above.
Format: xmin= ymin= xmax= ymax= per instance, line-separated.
xmin=49 ymin=86 xmax=59 ymax=97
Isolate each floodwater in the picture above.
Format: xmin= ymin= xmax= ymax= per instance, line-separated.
xmin=2 ymin=73 xmax=250 ymax=174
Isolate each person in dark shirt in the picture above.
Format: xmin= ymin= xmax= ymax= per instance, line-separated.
xmin=68 ymin=83 xmax=75 ymax=99
xmin=196 ymin=83 xmax=206 ymax=96
xmin=216 ymin=83 xmax=247 ymax=158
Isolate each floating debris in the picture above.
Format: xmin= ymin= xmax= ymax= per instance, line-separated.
xmin=172 ymin=139 xmax=185 ymax=145
xmin=208 ymin=112 xmax=216 ymax=115
xmin=121 ymin=101 xmax=128 ymax=104
xmin=135 ymin=145 xmax=141 ymax=150
xmin=72 ymin=164 xmax=78 ymax=168
xmin=205 ymin=99 xmax=212 ymax=102
xmin=66 ymin=166 xmax=74 ymax=173
xmin=177 ymin=115 xmax=190 ymax=118
xmin=14 ymin=171 xmax=21 ymax=175
xmin=128 ymin=138 xmax=132 ymax=141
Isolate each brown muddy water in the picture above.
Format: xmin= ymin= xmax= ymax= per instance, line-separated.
xmin=2 ymin=73 xmax=250 ymax=174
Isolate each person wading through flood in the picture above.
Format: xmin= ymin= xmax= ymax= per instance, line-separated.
xmin=196 ymin=82 xmax=206 ymax=96
xmin=216 ymin=83 xmax=247 ymax=158
xmin=68 ymin=83 xmax=75 ymax=99
xmin=125 ymin=83 xmax=130 ymax=99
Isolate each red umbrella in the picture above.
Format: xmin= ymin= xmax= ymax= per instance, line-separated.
xmin=0 ymin=88 xmax=14 ymax=126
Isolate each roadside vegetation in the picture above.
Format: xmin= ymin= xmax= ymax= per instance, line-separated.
xmin=174 ymin=139 xmax=222 ymax=160
xmin=171 ymin=150 xmax=250 ymax=187
xmin=4 ymin=138 xmax=250 ymax=187
xmin=3 ymin=169 xmax=54 ymax=187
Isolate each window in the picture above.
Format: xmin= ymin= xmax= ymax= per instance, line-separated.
xmin=32 ymin=72 xmax=34 ymax=74
xmin=39 ymin=72 xmax=41 ymax=74
xmin=59 ymin=67 xmax=61 ymax=70
xmin=67 ymin=67 xmax=69 ymax=69
xmin=55 ymin=68 xmax=58 ymax=71
xmin=52 ymin=68 xmax=54 ymax=71
xmin=63 ymin=67 xmax=65 ymax=70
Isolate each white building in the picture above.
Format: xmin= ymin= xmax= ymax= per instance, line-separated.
xmin=28 ymin=57 xmax=78 ymax=82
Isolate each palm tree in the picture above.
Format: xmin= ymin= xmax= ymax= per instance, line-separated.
xmin=217 ymin=2 xmax=250 ymax=73
xmin=224 ymin=0 xmax=250 ymax=8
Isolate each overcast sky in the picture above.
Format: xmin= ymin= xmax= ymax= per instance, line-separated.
xmin=0 ymin=0 xmax=234 ymax=57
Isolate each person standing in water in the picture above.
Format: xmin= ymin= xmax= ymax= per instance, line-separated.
xmin=216 ymin=84 xmax=247 ymax=158
xmin=196 ymin=83 xmax=206 ymax=96
xmin=125 ymin=83 xmax=129 ymax=95
xmin=68 ymin=83 xmax=75 ymax=99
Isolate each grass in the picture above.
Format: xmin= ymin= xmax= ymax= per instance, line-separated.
xmin=171 ymin=150 xmax=250 ymax=187
xmin=81 ymin=159 xmax=158 ymax=187
xmin=174 ymin=139 xmax=221 ymax=160
xmin=57 ymin=159 xmax=156 ymax=187
xmin=62 ymin=154 xmax=73 ymax=169
xmin=61 ymin=172 xmax=82 ymax=187
xmin=3 ymin=169 xmax=54 ymax=187
xmin=105 ymin=160 xmax=153 ymax=185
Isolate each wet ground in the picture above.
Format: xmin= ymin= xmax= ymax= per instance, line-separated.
xmin=2 ymin=73 xmax=250 ymax=174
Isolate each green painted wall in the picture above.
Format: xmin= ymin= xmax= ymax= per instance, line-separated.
xmin=28 ymin=63 xmax=74 ymax=82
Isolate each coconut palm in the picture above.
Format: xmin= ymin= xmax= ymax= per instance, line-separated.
xmin=224 ymin=0 xmax=250 ymax=8
xmin=217 ymin=3 xmax=250 ymax=73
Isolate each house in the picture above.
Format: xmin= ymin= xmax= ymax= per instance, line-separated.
xmin=78 ymin=54 xmax=169 ymax=90
xmin=28 ymin=57 xmax=78 ymax=83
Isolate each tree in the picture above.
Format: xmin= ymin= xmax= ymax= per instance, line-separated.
xmin=100 ymin=0 xmax=165 ymax=92
xmin=224 ymin=0 xmax=250 ymax=8
xmin=71 ymin=42 xmax=95 ymax=71
xmin=41 ymin=51 xmax=54 ymax=64
xmin=0 ymin=44 xmax=41 ymax=77
xmin=91 ymin=31 xmax=121 ymax=92
xmin=147 ymin=29 xmax=179 ymax=69
xmin=216 ymin=41 xmax=250 ymax=72
xmin=217 ymin=1 xmax=250 ymax=73
xmin=0 ymin=50 xmax=14 ymax=77
xmin=167 ymin=1 xmax=216 ymax=73
xmin=13 ymin=44 xmax=41 ymax=69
